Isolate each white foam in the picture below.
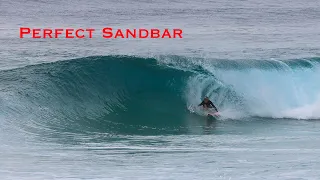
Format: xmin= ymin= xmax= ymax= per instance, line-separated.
xmin=281 ymin=95 xmax=320 ymax=119
xmin=183 ymin=58 xmax=320 ymax=120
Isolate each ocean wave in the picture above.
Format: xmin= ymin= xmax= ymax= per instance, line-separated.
xmin=0 ymin=55 xmax=319 ymax=134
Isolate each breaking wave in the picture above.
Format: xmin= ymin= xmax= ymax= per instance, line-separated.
xmin=0 ymin=55 xmax=319 ymax=135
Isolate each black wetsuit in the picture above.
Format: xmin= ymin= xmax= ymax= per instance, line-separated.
xmin=199 ymin=100 xmax=218 ymax=112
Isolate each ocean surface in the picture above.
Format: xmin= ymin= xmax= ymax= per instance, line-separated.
xmin=1 ymin=0 xmax=320 ymax=179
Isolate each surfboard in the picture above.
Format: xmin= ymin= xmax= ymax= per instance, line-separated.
xmin=188 ymin=105 xmax=220 ymax=118
xmin=205 ymin=110 xmax=220 ymax=118
xmin=207 ymin=112 xmax=220 ymax=117
xmin=207 ymin=113 xmax=220 ymax=120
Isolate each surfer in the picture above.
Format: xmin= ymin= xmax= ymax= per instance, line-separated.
xmin=198 ymin=97 xmax=218 ymax=112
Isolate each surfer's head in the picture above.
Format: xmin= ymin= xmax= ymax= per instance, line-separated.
xmin=204 ymin=96 xmax=209 ymax=102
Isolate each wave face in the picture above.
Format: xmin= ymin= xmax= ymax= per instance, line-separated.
xmin=0 ymin=56 xmax=320 ymax=135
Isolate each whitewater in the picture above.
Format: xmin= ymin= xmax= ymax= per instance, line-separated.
xmin=1 ymin=0 xmax=320 ymax=179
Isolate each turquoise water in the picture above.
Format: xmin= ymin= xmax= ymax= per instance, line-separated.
xmin=1 ymin=0 xmax=320 ymax=179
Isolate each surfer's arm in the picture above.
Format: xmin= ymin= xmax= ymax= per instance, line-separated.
xmin=210 ymin=102 xmax=218 ymax=111
xmin=198 ymin=101 xmax=204 ymax=106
